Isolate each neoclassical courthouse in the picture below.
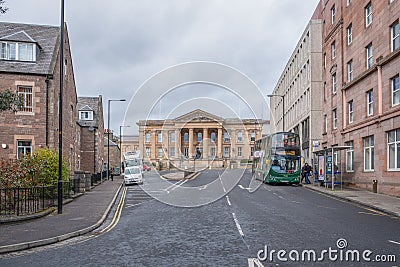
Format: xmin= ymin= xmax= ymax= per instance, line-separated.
xmin=137 ymin=110 xmax=269 ymax=169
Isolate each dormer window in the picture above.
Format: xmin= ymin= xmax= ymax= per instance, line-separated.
xmin=79 ymin=110 xmax=93 ymax=120
xmin=0 ymin=42 xmax=37 ymax=62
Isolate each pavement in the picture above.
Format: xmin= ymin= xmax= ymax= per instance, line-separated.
xmin=0 ymin=177 xmax=122 ymax=254
xmin=1 ymin=172 xmax=400 ymax=254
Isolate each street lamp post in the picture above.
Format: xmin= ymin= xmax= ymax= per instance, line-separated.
xmin=107 ymin=99 xmax=126 ymax=180
xmin=119 ymin=125 xmax=130 ymax=174
xmin=267 ymin=94 xmax=285 ymax=132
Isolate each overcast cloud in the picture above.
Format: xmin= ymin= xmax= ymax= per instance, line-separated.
xmin=2 ymin=0 xmax=320 ymax=135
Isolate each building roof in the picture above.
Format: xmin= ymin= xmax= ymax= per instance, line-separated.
xmin=0 ymin=22 xmax=60 ymax=75
xmin=77 ymin=96 xmax=103 ymax=128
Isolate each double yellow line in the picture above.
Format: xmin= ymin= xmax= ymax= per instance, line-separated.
xmin=99 ymin=186 xmax=127 ymax=234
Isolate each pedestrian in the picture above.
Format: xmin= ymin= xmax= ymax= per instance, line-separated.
xmin=110 ymin=167 xmax=114 ymax=181
xmin=301 ymin=163 xmax=312 ymax=184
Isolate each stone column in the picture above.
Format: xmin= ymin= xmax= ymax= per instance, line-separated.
xmin=217 ymin=127 xmax=222 ymax=158
xmin=230 ymin=130 xmax=236 ymax=159
xmin=175 ymin=129 xmax=180 ymax=158
xmin=203 ymin=128 xmax=208 ymax=158
xmin=189 ymin=128 xmax=194 ymax=158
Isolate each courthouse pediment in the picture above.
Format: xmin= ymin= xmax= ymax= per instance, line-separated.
xmin=174 ymin=109 xmax=223 ymax=122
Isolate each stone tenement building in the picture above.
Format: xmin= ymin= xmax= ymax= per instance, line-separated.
xmin=77 ymin=96 xmax=104 ymax=174
xmin=0 ymin=22 xmax=79 ymax=173
xmin=137 ymin=109 xmax=269 ymax=170
xmin=319 ymin=0 xmax=400 ymax=196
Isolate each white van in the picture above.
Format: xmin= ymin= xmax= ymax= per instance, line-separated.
xmin=123 ymin=166 xmax=143 ymax=185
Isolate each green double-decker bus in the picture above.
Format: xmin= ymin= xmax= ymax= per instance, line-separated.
xmin=252 ymin=132 xmax=301 ymax=184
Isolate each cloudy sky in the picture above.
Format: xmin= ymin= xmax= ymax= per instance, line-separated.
xmin=2 ymin=0 xmax=320 ymax=134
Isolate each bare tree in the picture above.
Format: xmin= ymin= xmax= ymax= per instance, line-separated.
xmin=0 ymin=0 xmax=8 ymax=14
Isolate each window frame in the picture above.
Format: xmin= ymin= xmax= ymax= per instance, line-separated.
xmin=365 ymin=2 xmax=372 ymax=27
xmin=347 ymin=60 xmax=353 ymax=82
xmin=392 ymin=75 xmax=400 ymax=107
xmin=224 ymin=147 xmax=230 ymax=157
xmin=347 ymin=24 xmax=353 ymax=45
xmin=387 ymin=129 xmax=400 ymax=171
xmin=366 ymin=43 xmax=373 ymax=69
xmin=17 ymin=86 xmax=33 ymax=113
xmin=333 ymin=109 xmax=337 ymax=129
xmin=367 ymin=90 xmax=374 ymax=116
xmin=345 ymin=141 xmax=354 ymax=172
xmin=391 ymin=21 xmax=399 ymax=52
xmin=364 ymin=136 xmax=375 ymax=171
xmin=237 ymin=146 xmax=242 ymax=157
xmin=332 ymin=73 xmax=337 ymax=94
xmin=348 ymin=100 xmax=354 ymax=123
xmin=79 ymin=110 xmax=93 ymax=121
xmin=331 ymin=41 xmax=336 ymax=59
xmin=331 ymin=5 xmax=336 ymax=24
xmin=17 ymin=140 xmax=32 ymax=159
xmin=145 ymin=133 xmax=150 ymax=143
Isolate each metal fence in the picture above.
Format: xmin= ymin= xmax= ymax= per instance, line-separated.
xmin=0 ymin=181 xmax=75 ymax=217
xmin=91 ymin=171 xmax=107 ymax=185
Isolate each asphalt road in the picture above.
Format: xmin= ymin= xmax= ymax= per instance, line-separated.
xmin=1 ymin=169 xmax=399 ymax=266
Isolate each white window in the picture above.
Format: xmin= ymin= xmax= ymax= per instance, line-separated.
xmin=79 ymin=111 xmax=93 ymax=120
xmin=145 ymin=147 xmax=150 ymax=157
xmin=198 ymin=132 xmax=202 ymax=142
xmin=348 ymin=100 xmax=354 ymax=123
xmin=251 ymin=131 xmax=256 ymax=142
xmin=346 ymin=141 xmax=354 ymax=172
xmin=366 ymin=44 xmax=373 ymax=69
xmin=365 ymin=2 xmax=372 ymax=27
xmin=169 ymin=147 xmax=175 ymax=157
xmin=388 ymin=129 xmax=400 ymax=170
xmin=157 ymin=132 xmax=162 ymax=143
xmin=237 ymin=131 xmax=243 ymax=142
xmin=224 ymin=147 xmax=230 ymax=157
xmin=332 ymin=73 xmax=337 ymax=94
xmin=211 ymin=147 xmax=216 ymax=157
xmin=157 ymin=147 xmax=163 ymax=158
xmin=333 ymin=109 xmax=337 ymax=129
xmin=184 ymin=132 xmax=189 ymax=142
xmin=0 ymin=42 xmax=36 ymax=61
xmin=364 ymin=136 xmax=374 ymax=171
xmin=170 ymin=132 xmax=175 ymax=143
xmin=211 ymin=132 xmax=216 ymax=142
xmin=331 ymin=5 xmax=336 ymax=24
xmin=392 ymin=76 xmax=400 ymax=106
xmin=391 ymin=21 xmax=399 ymax=52
xmin=347 ymin=60 xmax=353 ymax=82
xmin=17 ymin=86 xmax=33 ymax=112
xmin=237 ymin=147 xmax=242 ymax=157
xmin=224 ymin=132 xmax=230 ymax=142
xmin=331 ymin=41 xmax=336 ymax=59
xmin=367 ymin=90 xmax=374 ymax=116
xmin=145 ymin=133 xmax=150 ymax=143
xmin=347 ymin=24 xmax=353 ymax=45
xmin=17 ymin=140 xmax=32 ymax=159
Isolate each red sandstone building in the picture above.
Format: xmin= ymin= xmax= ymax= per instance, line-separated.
xmin=0 ymin=22 xmax=79 ymax=174
xmin=319 ymin=0 xmax=400 ymax=195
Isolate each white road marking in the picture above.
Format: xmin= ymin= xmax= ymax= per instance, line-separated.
xmin=164 ymin=179 xmax=188 ymax=191
xmin=238 ymin=185 xmax=251 ymax=190
xmin=389 ymin=240 xmax=400 ymax=245
xmin=226 ymin=195 xmax=231 ymax=206
xmin=248 ymin=258 xmax=265 ymax=267
xmin=219 ymin=172 xmax=227 ymax=193
xmin=232 ymin=212 xmax=244 ymax=237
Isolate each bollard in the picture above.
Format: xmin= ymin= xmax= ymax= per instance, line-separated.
xmin=372 ymin=179 xmax=378 ymax=193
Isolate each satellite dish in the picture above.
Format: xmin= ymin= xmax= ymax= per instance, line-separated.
xmin=88 ymin=126 xmax=95 ymax=132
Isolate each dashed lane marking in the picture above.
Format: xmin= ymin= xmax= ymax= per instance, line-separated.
xmin=232 ymin=212 xmax=244 ymax=237
xmin=389 ymin=240 xmax=400 ymax=245
xmin=226 ymin=195 xmax=231 ymax=206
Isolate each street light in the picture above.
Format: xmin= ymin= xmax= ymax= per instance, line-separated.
xmin=107 ymin=99 xmax=126 ymax=180
xmin=267 ymin=94 xmax=285 ymax=132
xmin=119 ymin=125 xmax=130 ymax=174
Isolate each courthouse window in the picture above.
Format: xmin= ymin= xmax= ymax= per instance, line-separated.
xmin=170 ymin=132 xmax=175 ymax=143
xmin=237 ymin=131 xmax=243 ymax=142
xmin=157 ymin=132 xmax=162 ymax=143
xmin=184 ymin=132 xmax=189 ymax=143
xmin=211 ymin=132 xmax=216 ymax=142
xmin=145 ymin=133 xmax=150 ymax=143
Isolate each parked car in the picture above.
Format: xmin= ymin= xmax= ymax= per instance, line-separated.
xmin=142 ymin=164 xmax=151 ymax=171
xmin=123 ymin=166 xmax=143 ymax=185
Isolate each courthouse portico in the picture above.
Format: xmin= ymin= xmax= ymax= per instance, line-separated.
xmin=137 ymin=109 xmax=268 ymax=170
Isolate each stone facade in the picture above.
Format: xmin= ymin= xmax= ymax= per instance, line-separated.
xmin=137 ymin=109 xmax=269 ymax=170
xmin=77 ymin=96 xmax=104 ymax=174
xmin=319 ymin=0 xmax=400 ymax=196
xmin=0 ymin=22 xmax=79 ymax=175
xmin=270 ymin=6 xmax=323 ymax=165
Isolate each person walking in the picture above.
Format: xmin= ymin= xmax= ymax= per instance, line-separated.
xmin=301 ymin=163 xmax=312 ymax=184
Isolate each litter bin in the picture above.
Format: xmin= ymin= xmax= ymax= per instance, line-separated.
xmin=373 ymin=179 xmax=378 ymax=193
